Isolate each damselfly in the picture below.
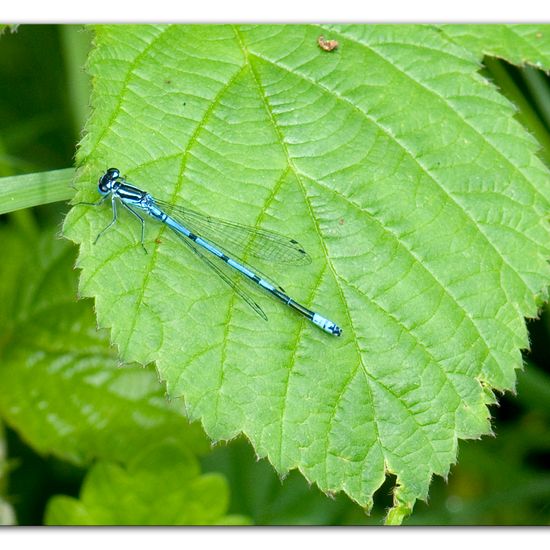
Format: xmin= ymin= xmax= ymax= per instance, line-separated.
xmin=82 ymin=168 xmax=342 ymax=337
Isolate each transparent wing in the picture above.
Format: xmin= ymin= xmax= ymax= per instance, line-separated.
xmin=154 ymin=198 xmax=312 ymax=266
xmin=174 ymin=230 xmax=268 ymax=322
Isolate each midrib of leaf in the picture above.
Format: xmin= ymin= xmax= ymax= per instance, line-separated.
xmin=237 ymin=29 xmax=458 ymax=480
xmin=233 ymin=27 xmax=385 ymax=472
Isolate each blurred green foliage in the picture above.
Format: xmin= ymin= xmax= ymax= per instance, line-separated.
xmin=0 ymin=25 xmax=549 ymax=525
xmin=0 ymin=25 xmax=85 ymax=176
xmin=45 ymin=441 xmax=250 ymax=525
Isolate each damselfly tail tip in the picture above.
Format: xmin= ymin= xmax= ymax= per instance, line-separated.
xmin=312 ymin=313 xmax=342 ymax=337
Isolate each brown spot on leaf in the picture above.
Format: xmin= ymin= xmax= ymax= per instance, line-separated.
xmin=318 ymin=35 xmax=339 ymax=52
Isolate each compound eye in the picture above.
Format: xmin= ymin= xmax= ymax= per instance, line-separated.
xmin=107 ymin=167 xmax=120 ymax=179
xmin=98 ymin=168 xmax=119 ymax=194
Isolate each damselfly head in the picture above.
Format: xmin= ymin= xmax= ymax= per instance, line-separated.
xmin=98 ymin=167 xmax=120 ymax=194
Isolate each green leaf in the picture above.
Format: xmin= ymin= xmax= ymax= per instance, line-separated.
xmin=44 ymin=441 xmax=250 ymax=525
xmin=441 ymin=24 xmax=550 ymax=68
xmin=0 ymin=169 xmax=74 ymax=216
xmin=0 ymin=223 xmax=209 ymax=465
xmin=63 ymin=24 xmax=550 ymax=518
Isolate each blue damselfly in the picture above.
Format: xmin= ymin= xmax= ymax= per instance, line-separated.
xmin=83 ymin=168 xmax=342 ymax=337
